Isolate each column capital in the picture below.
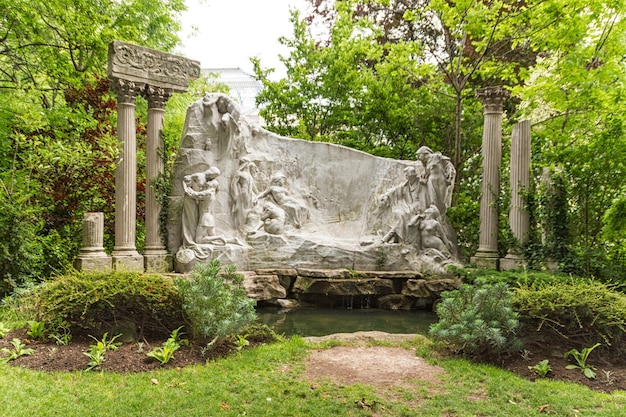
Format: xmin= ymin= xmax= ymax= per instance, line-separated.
xmin=476 ymin=86 xmax=510 ymax=114
xmin=144 ymin=85 xmax=173 ymax=109
xmin=111 ymin=78 xmax=144 ymax=104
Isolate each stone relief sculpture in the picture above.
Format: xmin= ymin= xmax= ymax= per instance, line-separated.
xmin=168 ymin=93 xmax=461 ymax=273
xmin=230 ymin=157 xmax=258 ymax=230
xmin=377 ymin=147 xmax=458 ymax=260
xmin=257 ymin=172 xmax=310 ymax=230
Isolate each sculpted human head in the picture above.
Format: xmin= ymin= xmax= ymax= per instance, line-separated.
xmin=416 ymin=146 xmax=433 ymax=165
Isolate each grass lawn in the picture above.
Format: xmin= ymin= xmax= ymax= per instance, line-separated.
xmin=1 ymin=337 xmax=625 ymax=417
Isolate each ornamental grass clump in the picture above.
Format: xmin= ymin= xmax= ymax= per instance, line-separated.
xmin=174 ymin=260 xmax=256 ymax=351
xmin=429 ymin=281 xmax=521 ymax=359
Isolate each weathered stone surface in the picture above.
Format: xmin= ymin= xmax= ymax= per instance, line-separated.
xmin=276 ymin=298 xmax=301 ymax=310
xmin=292 ymin=277 xmax=394 ymax=297
xmin=108 ymin=41 xmax=200 ymax=92
xmin=358 ymin=271 xmax=423 ymax=279
xmin=255 ymin=268 xmax=298 ymax=277
xmin=297 ymin=269 xmax=351 ymax=279
xmin=377 ymin=294 xmax=416 ymax=310
xmin=402 ymin=278 xmax=460 ymax=298
xmin=242 ymin=273 xmax=286 ymax=301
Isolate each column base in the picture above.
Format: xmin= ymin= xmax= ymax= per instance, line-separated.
xmin=470 ymin=251 xmax=500 ymax=270
xmin=74 ymin=255 xmax=113 ymax=272
xmin=500 ymin=254 xmax=527 ymax=271
xmin=144 ymin=253 xmax=173 ymax=273
xmin=112 ymin=253 xmax=145 ymax=272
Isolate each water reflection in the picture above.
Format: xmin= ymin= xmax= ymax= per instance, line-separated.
xmin=256 ymin=308 xmax=438 ymax=337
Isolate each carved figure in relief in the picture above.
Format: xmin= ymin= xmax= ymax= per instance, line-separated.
xmin=416 ymin=146 xmax=455 ymax=216
xmin=201 ymin=93 xmax=243 ymax=159
xmin=411 ymin=205 xmax=454 ymax=258
xmin=257 ymin=172 xmax=309 ymax=229
xmin=230 ymin=157 xmax=259 ymax=229
xmin=380 ymin=166 xmax=427 ymax=243
xmin=181 ymin=167 xmax=229 ymax=258
xmin=260 ymin=202 xmax=286 ymax=235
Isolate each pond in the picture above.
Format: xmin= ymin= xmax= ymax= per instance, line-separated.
xmin=256 ymin=307 xmax=438 ymax=337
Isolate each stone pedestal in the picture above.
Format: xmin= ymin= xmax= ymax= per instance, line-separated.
xmin=74 ymin=212 xmax=112 ymax=271
xmin=471 ymin=86 xmax=510 ymax=269
xmin=501 ymin=120 xmax=531 ymax=271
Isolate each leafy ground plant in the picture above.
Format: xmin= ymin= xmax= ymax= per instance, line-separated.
xmin=0 ymin=322 xmax=9 ymax=338
xmin=528 ymin=359 xmax=552 ymax=377
xmin=0 ymin=338 xmax=35 ymax=364
xmin=83 ymin=333 xmax=122 ymax=371
xmin=564 ymin=343 xmax=601 ymax=379
xmin=146 ymin=326 xmax=187 ymax=365
xmin=27 ymin=320 xmax=45 ymax=339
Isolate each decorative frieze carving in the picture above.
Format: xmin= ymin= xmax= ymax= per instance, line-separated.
xmin=108 ymin=40 xmax=200 ymax=92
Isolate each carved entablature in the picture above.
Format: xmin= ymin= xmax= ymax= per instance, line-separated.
xmin=107 ymin=40 xmax=200 ymax=93
xmin=475 ymin=86 xmax=510 ymax=114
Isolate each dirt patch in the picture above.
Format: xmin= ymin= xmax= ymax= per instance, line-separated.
xmin=305 ymin=345 xmax=444 ymax=388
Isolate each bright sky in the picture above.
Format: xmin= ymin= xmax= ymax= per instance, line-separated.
xmin=178 ymin=0 xmax=308 ymax=79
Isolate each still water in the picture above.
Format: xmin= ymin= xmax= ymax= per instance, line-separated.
xmin=256 ymin=308 xmax=438 ymax=337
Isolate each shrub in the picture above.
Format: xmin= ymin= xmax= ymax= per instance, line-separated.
xmin=513 ymin=280 xmax=626 ymax=352
xmin=175 ymin=260 xmax=256 ymax=349
xmin=429 ymin=281 xmax=521 ymax=358
xmin=26 ymin=270 xmax=183 ymax=336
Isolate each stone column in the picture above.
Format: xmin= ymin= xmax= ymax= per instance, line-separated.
xmin=74 ymin=212 xmax=112 ymax=271
xmin=144 ymin=85 xmax=173 ymax=272
xmin=501 ymin=120 xmax=531 ymax=270
xmin=111 ymin=78 xmax=144 ymax=271
xmin=471 ymin=86 xmax=510 ymax=269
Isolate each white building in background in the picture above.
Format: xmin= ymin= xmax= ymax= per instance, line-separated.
xmin=202 ymin=68 xmax=263 ymax=124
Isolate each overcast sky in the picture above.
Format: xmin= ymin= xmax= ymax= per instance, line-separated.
xmin=178 ymin=0 xmax=308 ymax=78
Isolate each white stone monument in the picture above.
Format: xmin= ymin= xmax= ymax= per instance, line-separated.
xmin=168 ymin=93 xmax=462 ymax=274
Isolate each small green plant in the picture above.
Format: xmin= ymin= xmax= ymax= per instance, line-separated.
xmin=528 ymin=359 xmax=552 ymax=377
xmin=0 ymin=322 xmax=10 ymax=338
xmin=234 ymin=334 xmax=250 ymax=351
xmin=83 ymin=333 xmax=122 ymax=371
xmin=0 ymin=338 xmax=35 ymax=364
xmin=48 ymin=325 xmax=72 ymax=346
xmin=429 ymin=280 xmax=521 ymax=358
xmin=175 ymin=260 xmax=256 ymax=351
xmin=146 ymin=326 xmax=187 ymax=365
xmin=26 ymin=320 xmax=45 ymax=339
xmin=601 ymin=370 xmax=615 ymax=386
xmin=564 ymin=343 xmax=601 ymax=379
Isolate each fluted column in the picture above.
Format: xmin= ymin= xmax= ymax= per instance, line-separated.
xmin=144 ymin=85 xmax=172 ymax=271
xmin=74 ymin=212 xmax=112 ymax=271
xmin=471 ymin=86 xmax=510 ymax=269
xmin=501 ymin=121 xmax=531 ymax=270
xmin=111 ymin=78 xmax=144 ymax=271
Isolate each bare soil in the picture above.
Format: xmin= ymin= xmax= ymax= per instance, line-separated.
xmin=2 ymin=329 xmax=625 ymax=393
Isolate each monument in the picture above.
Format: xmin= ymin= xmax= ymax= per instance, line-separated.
xmin=167 ymin=92 xmax=462 ymax=274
